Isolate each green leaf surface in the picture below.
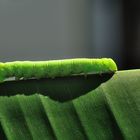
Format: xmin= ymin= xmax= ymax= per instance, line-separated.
xmin=0 ymin=70 xmax=139 ymax=140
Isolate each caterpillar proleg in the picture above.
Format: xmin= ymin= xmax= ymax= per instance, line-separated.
xmin=0 ymin=58 xmax=117 ymax=82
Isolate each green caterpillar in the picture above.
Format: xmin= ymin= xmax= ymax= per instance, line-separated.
xmin=0 ymin=58 xmax=117 ymax=82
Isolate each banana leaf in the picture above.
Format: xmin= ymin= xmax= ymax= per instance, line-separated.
xmin=0 ymin=69 xmax=140 ymax=140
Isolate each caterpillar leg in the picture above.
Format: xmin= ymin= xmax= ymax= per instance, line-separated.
xmin=0 ymin=77 xmax=4 ymax=83
xmin=15 ymin=77 xmax=20 ymax=81
xmin=84 ymin=73 xmax=87 ymax=78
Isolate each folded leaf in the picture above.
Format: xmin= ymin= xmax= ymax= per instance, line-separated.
xmin=0 ymin=70 xmax=139 ymax=140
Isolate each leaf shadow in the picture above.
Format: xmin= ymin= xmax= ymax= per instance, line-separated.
xmin=0 ymin=73 xmax=114 ymax=102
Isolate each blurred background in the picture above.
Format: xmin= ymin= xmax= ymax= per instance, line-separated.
xmin=0 ymin=0 xmax=139 ymax=70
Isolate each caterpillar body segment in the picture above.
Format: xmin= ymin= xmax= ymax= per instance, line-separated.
xmin=0 ymin=58 xmax=117 ymax=82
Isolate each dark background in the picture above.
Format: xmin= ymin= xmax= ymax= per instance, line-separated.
xmin=0 ymin=0 xmax=139 ymax=70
